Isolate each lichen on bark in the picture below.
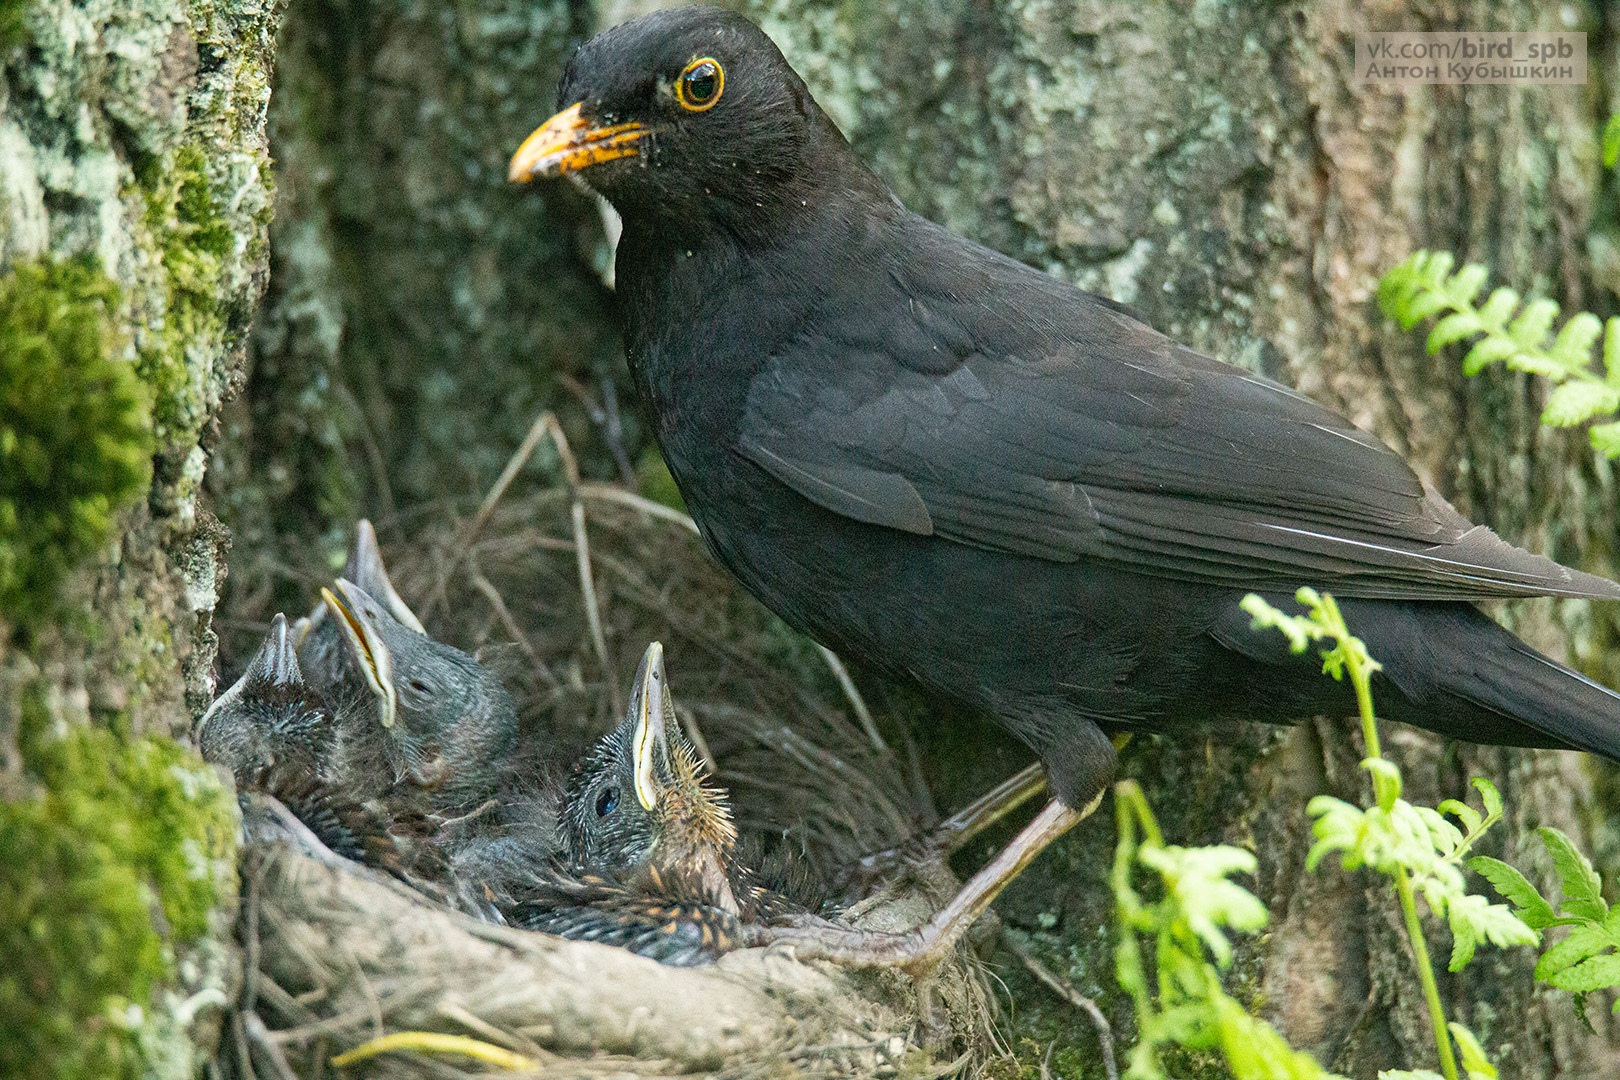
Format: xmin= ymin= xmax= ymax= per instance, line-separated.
xmin=0 ymin=0 xmax=281 ymax=1071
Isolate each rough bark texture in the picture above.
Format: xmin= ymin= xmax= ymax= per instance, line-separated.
xmin=215 ymin=0 xmax=622 ymax=621
xmin=0 ymin=0 xmax=282 ymax=1075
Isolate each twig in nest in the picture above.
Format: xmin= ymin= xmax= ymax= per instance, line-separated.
xmin=579 ymin=481 xmax=699 ymax=533
xmin=243 ymin=854 xmax=267 ymax=1015
xmin=816 ymin=645 xmax=885 ymax=753
xmin=571 ymin=495 xmax=613 ymax=697
xmin=436 ymin=410 xmax=613 ymax=688
xmin=467 ymin=411 xmax=575 ymax=548
xmin=575 ymin=481 xmax=884 ymax=756
xmin=556 ymin=372 xmax=637 ymax=486
xmin=436 ymin=1003 xmax=547 ymax=1062
xmin=243 ymin=1012 xmax=301 ymax=1080
xmin=330 ymin=1032 xmax=539 ymax=1071
xmin=1002 ymin=933 xmax=1118 ymax=1080
xmin=467 ymin=555 xmax=562 ymax=691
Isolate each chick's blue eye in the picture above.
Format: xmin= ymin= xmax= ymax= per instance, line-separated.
xmin=596 ymin=785 xmax=619 ymax=817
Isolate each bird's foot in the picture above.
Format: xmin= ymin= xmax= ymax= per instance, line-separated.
xmin=837 ymin=762 xmax=1049 ymax=901
xmin=752 ymin=793 xmax=1096 ymax=978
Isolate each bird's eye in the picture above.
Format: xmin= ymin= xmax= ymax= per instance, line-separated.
xmin=675 ymin=57 xmax=723 ymax=112
xmin=596 ymin=785 xmax=620 ymax=817
xmin=407 ymin=678 xmax=432 ymax=696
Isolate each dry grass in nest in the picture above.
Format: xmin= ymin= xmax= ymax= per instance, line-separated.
xmin=213 ymin=416 xmax=1006 ymax=1078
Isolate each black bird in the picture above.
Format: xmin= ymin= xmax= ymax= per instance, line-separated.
xmin=319 ymin=577 xmax=519 ymax=806
xmin=507 ymin=642 xmax=750 ymax=965
xmin=509 ymin=6 xmax=1620 ymax=968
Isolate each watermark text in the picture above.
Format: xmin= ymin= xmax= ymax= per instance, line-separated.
xmin=1355 ymin=33 xmax=1585 ymax=84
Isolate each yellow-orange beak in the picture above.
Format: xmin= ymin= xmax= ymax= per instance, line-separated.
xmin=508 ymin=102 xmax=648 ymax=182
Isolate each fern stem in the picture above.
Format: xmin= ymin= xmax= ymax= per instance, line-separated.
xmin=1350 ymin=660 xmax=1380 ymax=761
xmin=1345 ymin=613 xmax=1458 ymax=1080
xmin=1396 ymin=866 xmax=1461 ymax=1080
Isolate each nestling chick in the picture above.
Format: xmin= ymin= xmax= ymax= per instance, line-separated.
xmin=320 ymin=578 xmax=519 ymax=808
xmin=296 ymin=519 xmax=426 ymax=706
xmin=507 ymin=642 xmax=750 ymax=965
xmin=196 ymin=613 xmax=331 ymax=788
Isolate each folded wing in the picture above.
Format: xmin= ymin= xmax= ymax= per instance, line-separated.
xmin=738 ymin=216 xmax=1620 ymax=602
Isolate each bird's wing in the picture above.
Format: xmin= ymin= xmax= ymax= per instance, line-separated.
xmin=737 ymin=217 xmax=1620 ymax=601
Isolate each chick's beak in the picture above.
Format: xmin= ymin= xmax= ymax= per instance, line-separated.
xmin=630 ymin=641 xmax=670 ymax=811
xmin=346 ymin=519 xmax=426 ymax=634
xmin=322 ymin=581 xmax=398 ymax=730
xmin=508 ymin=102 xmax=648 ymax=182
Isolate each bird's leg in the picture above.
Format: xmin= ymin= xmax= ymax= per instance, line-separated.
xmin=748 ymin=790 xmax=1102 ymax=976
xmin=921 ymin=761 xmax=1050 ymax=855
xmin=836 ymin=762 xmax=1049 ymax=901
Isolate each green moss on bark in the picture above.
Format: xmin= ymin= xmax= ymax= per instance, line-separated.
xmin=0 ymin=0 xmax=26 ymax=50
xmin=0 ymin=687 xmax=238 ymax=1080
xmin=0 ymin=258 xmax=154 ymax=630
xmin=137 ymin=143 xmax=233 ymax=448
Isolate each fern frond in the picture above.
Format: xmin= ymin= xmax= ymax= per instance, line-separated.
xmin=1378 ymin=251 xmax=1620 ymax=452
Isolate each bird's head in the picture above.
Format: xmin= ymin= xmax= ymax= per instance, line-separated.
xmin=196 ymin=613 xmax=330 ymax=783
xmin=561 ymin=642 xmax=738 ymax=906
xmin=509 ymin=6 xmax=867 ymax=239
xmin=322 ymin=579 xmax=518 ymax=796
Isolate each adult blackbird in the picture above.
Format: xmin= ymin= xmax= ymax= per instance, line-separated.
xmin=509 ymin=6 xmax=1620 ymax=967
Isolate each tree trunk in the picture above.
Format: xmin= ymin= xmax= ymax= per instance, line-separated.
xmin=0 ymin=0 xmax=281 ymax=1075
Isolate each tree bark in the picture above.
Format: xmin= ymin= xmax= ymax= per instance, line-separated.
xmin=0 ymin=0 xmax=281 ymax=1075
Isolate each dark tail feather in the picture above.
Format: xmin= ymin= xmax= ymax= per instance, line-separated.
xmin=1373 ymin=604 xmax=1620 ymax=761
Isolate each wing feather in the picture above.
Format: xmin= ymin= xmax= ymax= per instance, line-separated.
xmin=738 ymin=214 xmax=1620 ymax=602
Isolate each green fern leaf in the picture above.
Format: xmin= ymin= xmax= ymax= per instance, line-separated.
xmin=1603 ymin=319 xmax=1620 ymax=386
xmin=1540 ymin=827 xmax=1606 ymax=921
xmin=1461 ymin=335 xmax=1518 ymax=375
xmin=1477 ymin=287 xmax=1519 ymax=330
xmin=1447 ymin=263 xmax=1489 ymax=306
xmin=1541 ymin=381 xmax=1620 ymax=427
xmin=1590 ymin=421 xmax=1620 ymax=458
xmin=1469 ymin=856 xmax=1557 ymax=929
xmin=1508 ymin=298 xmax=1561 ymax=351
xmin=1533 ymin=924 xmax=1611 ymax=980
xmin=1547 ymin=952 xmax=1620 ymax=995
xmin=1548 ymin=312 xmax=1604 ymax=374
xmin=1426 ymin=312 xmax=1483 ymax=354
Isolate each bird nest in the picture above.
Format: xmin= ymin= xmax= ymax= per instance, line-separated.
xmin=214 ymin=418 xmax=1001 ymax=1078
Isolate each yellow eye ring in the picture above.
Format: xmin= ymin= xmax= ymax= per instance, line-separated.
xmin=675 ymin=57 xmax=723 ymax=112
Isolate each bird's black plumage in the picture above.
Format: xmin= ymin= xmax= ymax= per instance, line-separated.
xmin=515 ymin=6 xmax=1620 ymax=811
